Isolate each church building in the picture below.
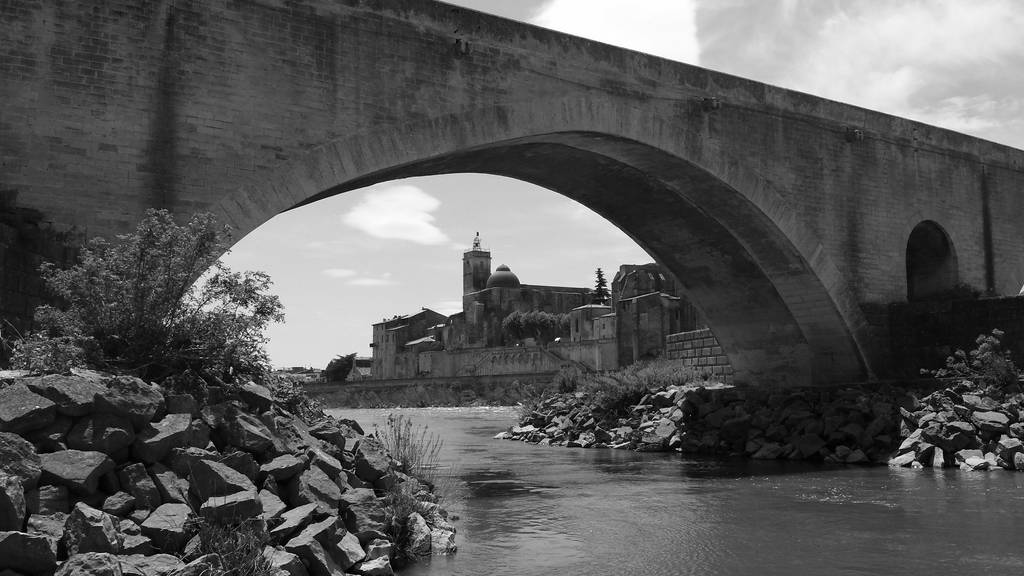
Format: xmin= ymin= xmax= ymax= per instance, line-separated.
xmin=369 ymin=234 xmax=700 ymax=381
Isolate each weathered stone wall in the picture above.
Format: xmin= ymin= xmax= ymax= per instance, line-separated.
xmin=666 ymin=329 xmax=734 ymax=382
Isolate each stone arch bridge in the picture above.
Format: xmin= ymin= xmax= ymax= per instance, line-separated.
xmin=3 ymin=0 xmax=1024 ymax=386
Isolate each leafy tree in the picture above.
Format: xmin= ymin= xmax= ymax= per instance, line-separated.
xmin=592 ymin=268 xmax=610 ymax=305
xmin=325 ymin=352 xmax=357 ymax=382
xmin=501 ymin=311 xmax=527 ymax=343
xmin=10 ymin=209 xmax=283 ymax=382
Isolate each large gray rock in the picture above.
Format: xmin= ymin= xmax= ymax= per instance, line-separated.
xmin=354 ymin=439 xmax=391 ymax=483
xmin=286 ymin=466 xmax=343 ymax=514
xmin=430 ymin=526 xmax=457 ymax=556
xmin=25 ymin=374 xmax=106 ymax=417
xmin=118 ymin=553 xmax=185 ymax=576
xmin=0 ymin=432 xmax=42 ymax=489
xmin=67 ymin=413 xmax=136 ymax=454
xmin=972 ymin=411 xmax=1011 ymax=434
xmin=164 ymin=394 xmax=199 ymax=416
xmin=94 ymin=376 xmax=165 ymax=429
xmin=340 ymin=489 xmax=386 ymax=537
xmin=0 ymin=473 xmax=25 ymax=532
xmin=262 ymin=546 xmax=308 ymax=576
xmin=260 ymin=455 xmax=306 ymax=482
xmin=149 ymin=464 xmax=190 ymax=505
xmin=239 ymin=382 xmax=275 ymax=413
xmin=40 ymin=450 xmax=115 ymax=495
xmin=0 ymin=383 xmax=56 ymax=434
xmin=260 ymin=489 xmax=287 ymax=521
xmin=922 ymin=421 xmax=977 ymax=452
xmin=353 ymin=555 xmax=394 ymax=576
xmin=0 ymin=530 xmax=58 ymax=574
xmin=308 ymin=420 xmax=354 ymax=452
xmin=187 ymin=459 xmax=256 ymax=502
xmin=203 ymin=404 xmax=275 ymax=455
xmin=284 ymin=519 xmax=343 ymax=576
xmin=331 ymin=530 xmax=365 ymax=570
xmin=166 ymin=447 xmax=217 ymax=478
xmin=25 ymin=414 xmax=73 ymax=452
xmin=170 ymin=553 xmax=223 ymax=576
xmin=307 ymin=447 xmax=344 ymax=479
xmin=121 ymin=532 xmax=154 ymax=555
xmin=119 ymin=463 xmax=162 ymax=511
xmin=140 ymin=503 xmax=194 ymax=552
xmin=102 ymin=491 xmax=136 ymax=517
xmin=27 ymin=512 xmax=67 ymax=557
xmin=405 ymin=512 xmax=431 ymax=557
xmin=132 ymin=413 xmax=195 ymax=464
xmin=268 ymin=503 xmax=318 ymax=543
xmin=63 ymin=502 xmax=123 ymax=555
xmin=261 ymin=413 xmax=318 ymax=455
xmin=55 ymin=552 xmax=123 ymax=576
xmin=217 ymin=450 xmax=258 ymax=481
xmin=198 ymin=489 xmax=262 ymax=524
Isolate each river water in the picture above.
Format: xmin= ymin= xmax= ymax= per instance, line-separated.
xmin=327 ymin=406 xmax=1024 ymax=576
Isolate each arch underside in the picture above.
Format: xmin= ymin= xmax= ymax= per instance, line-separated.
xmin=286 ymin=133 xmax=868 ymax=386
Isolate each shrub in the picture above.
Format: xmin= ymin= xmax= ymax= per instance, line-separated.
xmin=374 ymin=413 xmax=443 ymax=483
xmin=927 ymin=328 xmax=1020 ymax=389
xmin=192 ymin=518 xmax=273 ymax=576
xmin=10 ymin=209 xmax=283 ymax=383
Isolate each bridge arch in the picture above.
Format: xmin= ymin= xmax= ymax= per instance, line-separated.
xmin=906 ymin=220 xmax=959 ymax=301
xmin=214 ymin=99 xmax=874 ymax=386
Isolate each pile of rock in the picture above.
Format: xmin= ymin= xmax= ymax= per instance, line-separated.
xmin=0 ymin=370 xmax=455 ymax=576
xmin=887 ymin=379 xmax=1024 ymax=470
xmin=499 ymin=383 xmax=909 ymax=464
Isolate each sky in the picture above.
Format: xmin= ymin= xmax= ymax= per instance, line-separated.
xmin=222 ymin=0 xmax=1024 ymax=369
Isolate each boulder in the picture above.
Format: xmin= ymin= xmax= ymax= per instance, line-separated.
xmin=203 ymin=405 xmax=275 ymax=455
xmin=63 ymin=502 xmax=122 ymax=555
xmin=261 ymin=546 xmax=307 ymax=576
xmin=284 ymin=534 xmax=340 ymax=576
xmin=887 ymin=451 xmax=917 ymax=467
xmin=996 ymin=437 xmax=1024 ymax=464
xmin=307 ymin=447 xmax=344 ymax=479
xmin=212 ymin=450 xmax=257 ymax=482
xmin=972 ymin=411 xmax=1010 ymax=434
xmin=354 ymin=439 xmax=391 ymax=484
xmin=121 ymin=532 xmax=154 ymax=555
xmin=26 ymin=512 xmax=67 ymax=556
xmin=40 ymin=450 xmax=115 ymax=495
xmin=793 ymin=434 xmax=826 ymax=459
xmin=331 ymin=530 xmax=365 ymax=570
xmin=0 ymin=530 xmax=58 ymax=574
xmin=268 ymin=503 xmax=318 ymax=542
xmin=25 ymin=374 xmax=106 ymax=417
xmin=259 ymin=489 xmax=287 ymax=521
xmin=751 ymin=442 xmax=784 ymax=460
xmin=149 ymin=464 xmax=190 ymax=505
xmin=260 ymin=455 xmax=306 ymax=482
xmin=0 ymin=474 xmax=25 ymax=532
xmin=286 ymin=466 xmax=343 ymax=514
xmin=239 ymin=382 xmax=275 ymax=413
xmin=140 ymin=503 xmax=194 ymax=552
xmin=954 ymin=449 xmax=989 ymax=471
xmin=340 ymin=489 xmax=386 ymax=537
xmin=405 ymin=512 xmax=431 ymax=557
xmin=26 ymin=484 xmax=69 ymax=515
xmin=119 ymin=463 xmax=162 ymax=511
xmin=118 ymin=553 xmax=185 ymax=576
xmin=166 ymin=447 xmax=217 ymax=478
xmin=353 ymin=556 xmax=394 ymax=576
xmin=0 ymin=383 xmax=56 ymax=434
xmin=187 ymin=459 xmax=257 ymax=502
xmin=55 ymin=552 xmax=123 ymax=576
xmin=164 ymin=394 xmax=198 ymax=416
xmin=261 ymin=413 xmax=318 ymax=455
xmin=102 ymin=491 xmax=136 ymax=517
xmin=364 ymin=538 xmax=392 ymax=561
xmin=431 ymin=525 xmax=457 ymax=555
xmin=1015 ymin=452 xmax=1024 ymax=471
xmin=199 ymin=489 xmax=262 ymax=524
xmin=24 ymin=414 xmax=73 ymax=453
xmin=94 ymin=376 xmax=165 ymax=429
xmin=308 ymin=421 xmax=352 ymax=452
xmin=923 ymin=421 xmax=977 ymax=452
xmin=132 ymin=414 xmax=194 ymax=464
xmin=67 ymin=413 xmax=136 ymax=454
xmin=0 ymin=432 xmax=41 ymax=485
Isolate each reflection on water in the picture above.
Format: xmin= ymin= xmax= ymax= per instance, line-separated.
xmin=328 ymin=406 xmax=1024 ymax=576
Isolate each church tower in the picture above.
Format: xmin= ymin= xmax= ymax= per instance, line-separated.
xmin=463 ymin=232 xmax=491 ymax=294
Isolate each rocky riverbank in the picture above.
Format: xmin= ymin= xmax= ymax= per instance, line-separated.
xmin=498 ymin=378 xmax=1024 ymax=471
xmin=0 ymin=370 xmax=455 ymax=576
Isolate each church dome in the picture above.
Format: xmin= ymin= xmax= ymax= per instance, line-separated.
xmin=486 ymin=264 xmax=521 ymax=289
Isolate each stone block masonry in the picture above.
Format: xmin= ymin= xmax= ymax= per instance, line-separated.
xmin=666 ymin=329 xmax=734 ymax=383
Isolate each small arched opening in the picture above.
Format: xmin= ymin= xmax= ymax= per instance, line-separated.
xmin=906 ymin=220 xmax=958 ymax=301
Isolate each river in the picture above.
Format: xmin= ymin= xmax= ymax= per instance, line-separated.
xmin=326 ymin=406 xmax=1024 ymax=576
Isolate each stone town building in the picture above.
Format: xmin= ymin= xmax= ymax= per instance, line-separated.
xmin=370 ymin=235 xmax=707 ymax=380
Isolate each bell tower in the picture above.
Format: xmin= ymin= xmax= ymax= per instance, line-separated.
xmin=463 ymin=232 xmax=491 ymax=294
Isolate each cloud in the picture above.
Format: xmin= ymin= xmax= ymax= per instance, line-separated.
xmin=321 ymin=268 xmax=356 ymax=279
xmin=530 ymin=0 xmax=700 ymax=65
xmin=698 ymin=0 xmax=1024 ymax=148
xmin=341 ymin=184 xmax=451 ymax=245
xmin=348 ymin=277 xmax=397 ymax=287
